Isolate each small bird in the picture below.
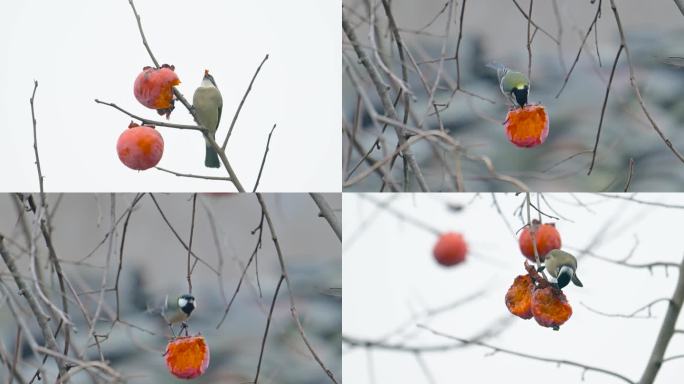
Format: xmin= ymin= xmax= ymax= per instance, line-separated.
xmin=539 ymin=249 xmax=583 ymax=289
xmin=487 ymin=62 xmax=530 ymax=109
xmin=193 ymin=70 xmax=223 ymax=168
xmin=161 ymin=294 xmax=196 ymax=336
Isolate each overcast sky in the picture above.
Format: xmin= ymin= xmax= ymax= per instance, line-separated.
xmin=343 ymin=193 xmax=684 ymax=384
xmin=0 ymin=0 xmax=340 ymax=192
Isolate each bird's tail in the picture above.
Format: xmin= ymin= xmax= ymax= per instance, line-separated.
xmin=486 ymin=61 xmax=509 ymax=81
xmin=205 ymin=146 xmax=220 ymax=168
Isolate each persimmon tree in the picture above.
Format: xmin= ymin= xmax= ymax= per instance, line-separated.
xmin=95 ymin=0 xmax=276 ymax=192
xmin=343 ymin=193 xmax=684 ymax=383
xmin=0 ymin=193 xmax=341 ymax=383
xmin=342 ymin=0 xmax=684 ymax=191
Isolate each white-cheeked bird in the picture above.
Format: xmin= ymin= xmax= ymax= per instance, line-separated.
xmin=162 ymin=293 xmax=196 ymax=335
xmin=540 ymin=249 xmax=583 ymax=289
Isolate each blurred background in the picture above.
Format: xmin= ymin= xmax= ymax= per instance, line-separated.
xmin=343 ymin=193 xmax=684 ymax=383
xmin=343 ymin=0 xmax=684 ymax=191
xmin=0 ymin=193 xmax=341 ymax=383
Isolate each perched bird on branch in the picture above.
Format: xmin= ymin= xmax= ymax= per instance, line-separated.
xmin=487 ymin=62 xmax=530 ymax=109
xmin=193 ymin=70 xmax=223 ymax=168
xmin=539 ymin=249 xmax=583 ymax=289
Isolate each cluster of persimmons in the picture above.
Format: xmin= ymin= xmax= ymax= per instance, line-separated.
xmin=431 ymin=219 xmax=572 ymax=331
xmin=116 ymin=65 xmax=180 ymax=171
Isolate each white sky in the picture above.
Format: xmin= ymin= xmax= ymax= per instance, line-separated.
xmin=343 ymin=193 xmax=684 ymax=384
xmin=0 ymin=0 xmax=341 ymax=192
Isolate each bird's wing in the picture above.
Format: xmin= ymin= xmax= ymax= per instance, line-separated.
xmin=215 ymin=89 xmax=223 ymax=130
xmin=486 ymin=61 xmax=509 ymax=82
xmin=217 ymin=103 xmax=222 ymax=130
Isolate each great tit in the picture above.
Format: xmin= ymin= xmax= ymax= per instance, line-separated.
xmin=487 ymin=62 xmax=530 ymax=109
xmin=162 ymin=294 xmax=196 ymax=335
xmin=539 ymin=249 xmax=583 ymax=289
xmin=193 ymin=70 xmax=223 ymax=168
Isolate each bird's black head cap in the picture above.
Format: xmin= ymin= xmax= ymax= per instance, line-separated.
xmin=179 ymin=294 xmax=195 ymax=315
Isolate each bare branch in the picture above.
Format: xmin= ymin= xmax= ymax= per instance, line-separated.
xmin=556 ymin=2 xmax=602 ymax=98
xmin=29 ymin=81 xmax=45 ymax=199
xmin=155 ymin=166 xmax=231 ymax=181
xmin=343 ymin=15 xmax=429 ymax=191
xmin=222 ymin=54 xmax=270 ymax=149
xmin=186 ymin=194 xmax=198 ymax=294
xmin=0 ymin=236 xmax=66 ymax=377
xmin=125 ymin=0 xmax=246 ymax=191
xmin=254 ymin=275 xmax=284 ymax=384
xmin=608 ymin=0 xmax=684 ymax=164
xmin=309 ymin=193 xmax=342 ymax=241
xmin=510 ymin=0 xmax=560 ymax=44
xmin=256 ymin=194 xmax=339 ymax=383
xmin=588 ymin=44 xmax=623 ymax=175
xmin=94 ymin=99 xmax=204 ymax=131
xmin=252 ymin=124 xmax=277 ymax=192
xmin=639 ymin=255 xmax=684 ymax=384
xmin=419 ymin=325 xmax=635 ymax=384
xmin=672 ymin=0 xmax=684 ymax=16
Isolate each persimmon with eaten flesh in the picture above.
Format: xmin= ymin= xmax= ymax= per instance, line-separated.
xmin=505 ymin=275 xmax=534 ymax=319
xmin=133 ymin=64 xmax=180 ymax=118
xmin=504 ymin=104 xmax=549 ymax=148
xmin=531 ymin=287 xmax=572 ymax=330
xmin=164 ymin=336 xmax=210 ymax=379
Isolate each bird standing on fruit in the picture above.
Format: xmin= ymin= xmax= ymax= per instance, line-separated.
xmin=160 ymin=294 xmax=196 ymax=337
xmin=487 ymin=62 xmax=530 ymax=109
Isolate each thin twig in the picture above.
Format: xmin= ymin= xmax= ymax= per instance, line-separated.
xmin=419 ymin=325 xmax=635 ymax=384
xmin=222 ymin=54 xmax=270 ymax=149
xmin=148 ymin=194 xmax=220 ymax=275
xmin=155 ymin=167 xmax=231 ymax=181
xmin=510 ymin=0 xmax=560 ymax=44
xmin=216 ymin=211 xmax=265 ymax=329
xmin=115 ymin=194 xmax=142 ymax=320
xmin=623 ymin=158 xmax=634 ymax=192
xmin=29 ymin=81 xmax=45 ymax=199
xmin=253 ymin=275 xmax=284 ymax=384
xmin=343 ymin=15 xmax=429 ymax=191
xmin=253 ymin=124 xmax=277 ymax=192
xmin=0 ymin=236 xmax=66 ymax=377
xmin=555 ymin=1 xmax=602 ymax=98
xmin=588 ymin=44 xmax=623 ymax=175
xmin=608 ymin=0 xmax=684 ymax=164
xmin=187 ymin=194 xmax=198 ymax=294
xmin=256 ymin=194 xmax=339 ymax=383
xmin=526 ymin=0 xmax=533 ymax=81
xmin=94 ymin=100 xmax=204 ymax=131
xmin=309 ymin=193 xmax=342 ymax=241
